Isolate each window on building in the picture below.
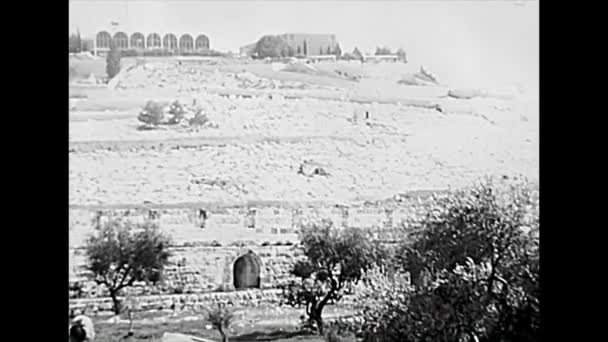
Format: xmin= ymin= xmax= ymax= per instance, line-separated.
xmin=179 ymin=34 xmax=194 ymax=51
xmin=163 ymin=34 xmax=178 ymax=50
xmin=195 ymin=34 xmax=209 ymax=50
xmin=146 ymin=33 xmax=161 ymax=48
xmin=96 ymin=31 xmax=111 ymax=49
xmin=130 ymin=32 xmax=145 ymax=49
xmin=113 ymin=32 xmax=128 ymax=49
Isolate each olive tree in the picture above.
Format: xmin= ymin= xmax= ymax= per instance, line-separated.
xmin=207 ymin=303 xmax=236 ymax=342
xmin=85 ymin=218 xmax=172 ymax=315
xmin=281 ymin=221 xmax=385 ymax=335
xmin=354 ymin=179 xmax=539 ymax=342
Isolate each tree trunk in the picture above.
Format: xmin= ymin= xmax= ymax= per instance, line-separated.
xmin=219 ymin=328 xmax=228 ymax=342
xmin=312 ymin=310 xmax=324 ymax=336
xmin=109 ymin=290 xmax=122 ymax=315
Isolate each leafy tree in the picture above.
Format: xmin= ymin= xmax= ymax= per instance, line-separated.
xmin=400 ymin=179 xmax=538 ymax=288
xmin=81 ymin=39 xmax=94 ymax=52
xmin=396 ymin=48 xmax=407 ymax=63
xmin=69 ymin=31 xmax=82 ymax=53
xmin=254 ymin=35 xmax=291 ymax=58
xmin=85 ymin=219 xmax=172 ymax=315
xmin=355 ymin=179 xmax=539 ymax=342
xmin=374 ymin=46 xmax=392 ymax=55
xmin=352 ymin=47 xmax=363 ymax=61
xmin=333 ymin=44 xmax=342 ymax=58
xmin=281 ymin=221 xmax=385 ymax=335
xmin=207 ymin=304 xmax=236 ymax=342
xmin=106 ymin=40 xmax=121 ymax=79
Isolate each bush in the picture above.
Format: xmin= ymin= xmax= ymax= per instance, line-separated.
xmin=85 ymin=218 xmax=172 ymax=315
xmin=138 ymin=101 xmax=165 ymax=126
xmin=188 ymin=109 xmax=209 ymax=127
xmin=396 ymin=48 xmax=407 ymax=63
xmin=325 ymin=325 xmax=354 ymax=342
xmin=106 ymin=43 xmax=121 ymax=79
xmin=119 ymin=49 xmax=140 ymax=58
xmin=207 ymin=304 xmax=236 ymax=342
xmin=167 ymin=100 xmax=186 ymax=124
xmin=374 ymin=47 xmax=392 ymax=55
xmin=356 ymin=179 xmax=539 ymax=342
xmin=352 ymin=47 xmax=364 ymax=61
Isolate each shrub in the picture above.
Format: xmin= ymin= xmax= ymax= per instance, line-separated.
xmin=167 ymin=100 xmax=186 ymax=124
xmin=119 ymin=49 xmax=140 ymax=58
xmin=396 ymin=48 xmax=407 ymax=63
xmin=138 ymin=101 xmax=165 ymax=126
xmin=374 ymin=47 xmax=392 ymax=55
xmin=280 ymin=221 xmax=386 ymax=335
xmin=188 ymin=109 xmax=209 ymax=127
xmin=352 ymin=47 xmax=364 ymax=61
xmin=357 ymin=179 xmax=539 ymax=342
xmin=106 ymin=43 xmax=121 ymax=79
xmin=325 ymin=325 xmax=353 ymax=342
xmin=85 ymin=219 xmax=172 ymax=315
xmin=207 ymin=304 xmax=236 ymax=342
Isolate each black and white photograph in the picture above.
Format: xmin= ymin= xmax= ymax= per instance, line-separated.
xmin=69 ymin=1 xmax=539 ymax=341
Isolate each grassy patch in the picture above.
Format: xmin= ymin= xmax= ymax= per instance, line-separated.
xmin=91 ymin=319 xmax=322 ymax=342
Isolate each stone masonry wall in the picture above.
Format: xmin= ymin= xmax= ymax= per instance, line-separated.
xmin=69 ymin=191 xmax=443 ymax=309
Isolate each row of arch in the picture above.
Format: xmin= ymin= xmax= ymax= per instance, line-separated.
xmin=96 ymin=31 xmax=210 ymax=51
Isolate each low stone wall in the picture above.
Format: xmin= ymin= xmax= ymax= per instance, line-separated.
xmin=69 ymin=289 xmax=284 ymax=316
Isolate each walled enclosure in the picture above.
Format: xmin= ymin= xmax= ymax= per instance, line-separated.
xmin=69 ymin=191 xmax=443 ymax=314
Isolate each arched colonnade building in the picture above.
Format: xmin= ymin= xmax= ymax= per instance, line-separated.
xmin=94 ymin=31 xmax=210 ymax=55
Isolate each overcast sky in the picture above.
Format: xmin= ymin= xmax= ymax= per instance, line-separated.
xmin=69 ymin=0 xmax=538 ymax=89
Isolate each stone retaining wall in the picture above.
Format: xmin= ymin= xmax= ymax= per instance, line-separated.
xmin=69 ymin=289 xmax=284 ymax=316
xmin=69 ymin=192 xmax=443 ymax=301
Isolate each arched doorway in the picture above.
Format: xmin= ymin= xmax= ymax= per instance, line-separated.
xmin=233 ymin=251 xmax=261 ymax=289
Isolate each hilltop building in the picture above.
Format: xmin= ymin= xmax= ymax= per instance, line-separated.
xmin=92 ymin=30 xmax=210 ymax=56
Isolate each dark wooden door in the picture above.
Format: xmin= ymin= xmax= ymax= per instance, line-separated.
xmin=233 ymin=253 xmax=261 ymax=289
